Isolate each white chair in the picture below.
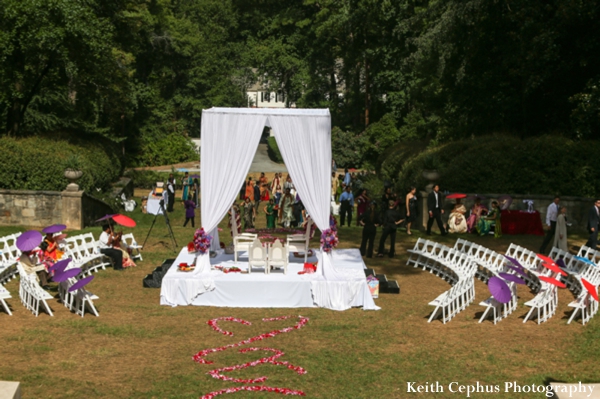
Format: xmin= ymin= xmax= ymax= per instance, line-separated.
xmin=16 ymin=264 xmax=54 ymax=317
xmin=231 ymin=211 xmax=258 ymax=263
xmin=268 ymin=240 xmax=289 ymax=274
xmin=247 ymin=239 xmax=268 ymax=274
xmin=0 ymin=285 xmax=12 ymax=315
xmin=286 ymin=219 xmax=313 ymax=262
xmin=121 ymin=233 xmax=143 ymax=261
xmin=478 ymin=282 xmax=518 ymax=324
xmin=523 ymin=282 xmax=558 ymax=324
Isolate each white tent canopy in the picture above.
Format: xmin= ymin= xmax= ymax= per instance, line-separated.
xmin=197 ymin=107 xmax=379 ymax=310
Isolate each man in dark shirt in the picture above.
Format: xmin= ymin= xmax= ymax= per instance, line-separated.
xmin=586 ymin=199 xmax=600 ymax=249
xmin=427 ymin=184 xmax=447 ymax=236
xmin=377 ymin=200 xmax=405 ymax=258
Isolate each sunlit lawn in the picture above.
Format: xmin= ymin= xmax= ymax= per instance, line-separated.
xmin=0 ymin=193 xmax=599 ymax=398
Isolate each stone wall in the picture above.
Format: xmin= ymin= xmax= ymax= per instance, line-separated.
xmin=416 ymin=192 xmax=595 ymax=232
xmin=0 ymin=189 xmax=114 ymax=230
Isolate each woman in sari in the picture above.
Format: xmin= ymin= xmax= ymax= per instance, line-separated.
xmin=181 ymin=172 xmax=192 ymax=201
xmin=241 ymin=197 xmax=255 ymax=229
xmin=245 ymin=177 xmax=254 ymax=201
xmin=356 ymin=189 xmax=370 ymax=226
xmin=259 ymin=172 xmax=269 ymax=201
xmin=477 ymin=201 xmax=501 ymax=237
xmin=264 ymin=198 xmax=277 ymax=228
xmin=192 ymin=178 xmax=200 ymax=208
xmin=43 ymin=233 xmax=64 ymax=261
xmin=111 ymin=230 xmax=137 ymax=268
xmin=279 ymin=188 xmax=294 ymax=227
xmin=466 ymin=198 xmax=487 ymax=233
xmin=273 ymin=183 xmax=283 ymax=205
xmin=448 ymin=199 xmax=468 ymax=233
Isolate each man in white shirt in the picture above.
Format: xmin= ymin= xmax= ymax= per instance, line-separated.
xmin=539 ymin=196 xmax=560 ymax=254
xmin=99 ymin=224 xmax=123 ymax=270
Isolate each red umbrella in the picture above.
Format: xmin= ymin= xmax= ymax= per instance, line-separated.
xmin=537 ymin=254 xmax=556 ymax=265
xmin=539 ymin=275 xmax=566 ymax=288
xmin=112 ymin=214 xmax=136 ymax=228
xmin=541 ymin=261 xmax=568 ymax=276
xmin=446 ymin=193 xmax=467 ymax=199
xmin=581 ymin=278 xmax=599 ymax=302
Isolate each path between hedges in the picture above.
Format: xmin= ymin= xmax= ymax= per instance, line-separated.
xmin=131 ymin=143 xmax=288 ymax=173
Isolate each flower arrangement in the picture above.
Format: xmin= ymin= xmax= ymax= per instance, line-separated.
xmin=193 ymin=228 xmax=212 ymax=254
xmin=320 ymin=228 xmax=338 ymax=253
xmin=246 ymin=227 xmax=303 ymax=234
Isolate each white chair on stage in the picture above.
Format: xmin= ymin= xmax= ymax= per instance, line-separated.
xmin=247 ymin=239 xmax=268 ymax=274
xmin=231 ymin=215 xmax=258 ymax=263
xmin=268 ymin=239 xmax=289 ymax=274
xmin=286 ymin=218 xmax=313 ymax=262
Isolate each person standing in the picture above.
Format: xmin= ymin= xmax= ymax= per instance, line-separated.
xmin=264 ymin=199 xmax=277 ymax=228
xmin=181 ymin=171 xmax=192 ymax=201
xmin=183 ymin=195 xmax=196 ymax=227
xmin=356 ymin=189 xmax=370 ymax=226
xmin=359 ymin=202 xmax=380 ymax=258
xmin=585 ymin=199 xmax=600 ymax=249
xmin=553 ymin=206 xmax=568 ymax=251
xmin=343 ymin=168 xmax=351 ymax=188
xmin=539 ymin=196 xmax=560 ymax=254
xmin=253 ymin=180 xmax=261 ymax=220
xmin=339 ymin=186 xmax=355 ymax=227
xmin=166 ymin=177 xmax=175 ymax=212
xmin=192 ymin=178 xmax=200 ymax=208
xmin=241 ymin=197 xmax=255 ymax=229
xmin=245 ymin=177 xmax=254 ymax=201
xmin=405 ymin=187 xmax=418 ymax=235
xmin=331 ymin=172 xmax=339 ymax=202
xmin=426 ymin=184 xmax=447 ymax=235
xmin=377 ymin=200 xmax=405 ymax=258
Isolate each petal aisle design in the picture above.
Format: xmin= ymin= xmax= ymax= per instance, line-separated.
xmin=194 ymin=316 xmax=309 ymax=398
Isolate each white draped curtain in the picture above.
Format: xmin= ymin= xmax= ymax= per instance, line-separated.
xmin=197 ymin=110 xmax=267 ymax=272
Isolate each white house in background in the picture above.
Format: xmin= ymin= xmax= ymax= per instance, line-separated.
xmin=246 ymin=81 xmax=294 ymax=109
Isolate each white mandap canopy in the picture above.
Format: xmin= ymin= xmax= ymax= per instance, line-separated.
xmin=197 ymin=107 xmax=379 ymax=311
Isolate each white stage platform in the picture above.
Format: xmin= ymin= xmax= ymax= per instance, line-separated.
xmin=160 ymin=248 xmax=379 ymax=311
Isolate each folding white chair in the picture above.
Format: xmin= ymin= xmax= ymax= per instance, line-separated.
xmin=16 ymin=264 xmax=54 ymax=317
xmin=121 ymin=233 xmax=143 ymax=261
xmin=247 ymin=239 xmax=268 ymax=274
xmin=267 ymin=240 xmax=289 ymax=274
xmin=0 ymin=285 xmax=12 ymax=315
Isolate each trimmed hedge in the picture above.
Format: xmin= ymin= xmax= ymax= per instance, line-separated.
xmin=131 ymin=133 xmax=198 ymax=167
xmin=267 ymin=136 xmax=283 ymax=163
xmin=0 ymin=136 xmax=122 ymax=192
xmin=395 ymin=136 xmax=600 ymax=197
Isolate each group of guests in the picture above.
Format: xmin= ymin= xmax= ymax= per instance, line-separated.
xmin=18 ymin=225 xmax=135 ymax=290
xmin=164 ymin=171 xmax=200 ymax=214
xmin=234 ymin=173 xmax=308 ymax=230
xmin=446 ymin=196 xmax=502 ymax=237
xmin=539 ymin=196 xmax=571 ymax=253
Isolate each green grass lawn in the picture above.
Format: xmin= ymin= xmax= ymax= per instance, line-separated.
xmin=0 ymin=197 xmax=599 ymax=398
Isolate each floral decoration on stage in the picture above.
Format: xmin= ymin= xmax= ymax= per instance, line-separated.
xmin=320 ymin=216 xmax=339 ymax=253
xmin=193 ymin=228 xmax=212 ymax=254
xmin=195 ymin=315 xmax=309 ymax=398
xmin=246 ymin=227 xmax=304 ymax=234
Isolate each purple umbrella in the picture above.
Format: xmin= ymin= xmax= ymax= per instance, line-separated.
xmin=488 ymin=276 xmax=512 ymax=303
xmin=95 ymin=214 xmax=116 ymax=222
xmin=556 ymin=258 xmax=568 ymax=270
xmin=68 ymin=275 xmax=94 ymax=292
xmin=191 ymin=174 xmax=200 ymax=179
xmin=505 ymin=264 xmax=528 ymax=277
xmin=42 ymin=224 xmax=67 ymax=234
xmin=53 ymin=268 xmax=82 ymax=282
xmin=16 ymin=230 xmax=43 ymax=252
xmin=498 ymin=272 xmax=526 ymax=285
xmin=504 ymin=255 xmax=526 ymax=271
xmin=49 ymin=259 xmax=71 ymax=273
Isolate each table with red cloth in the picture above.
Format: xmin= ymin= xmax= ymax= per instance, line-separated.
xmin=501 ymin=210 xmax=544 ymax=236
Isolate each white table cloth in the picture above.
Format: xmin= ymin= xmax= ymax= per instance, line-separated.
xmin=160 ymin=247 xmax=379 ymax=310
xmin=147 ymin=191 xmax=164 ymax=215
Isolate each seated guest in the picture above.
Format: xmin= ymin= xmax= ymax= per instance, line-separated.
xmin=111 ymin=231 xmax=137 ymax=268
xmin=99 ymin=224 xmax=124 ymax=270
xmin=43 ymin=233 xmax=64 ymax=261
xmin=19 ymin=250 xmax=51 ymax=289
xmin=466 ymin=198 xmax=487 ymax=233
xmin=448 ymin=199 xmax=468 ymax=233
xmin=477 ymin=201 xmax=501 ymax=237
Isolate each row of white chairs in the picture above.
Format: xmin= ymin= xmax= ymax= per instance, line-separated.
xmin=247 ymin=239 xmax=290 ymax=274
xmin=0 ymin=233 xmax=22 ymax=285
xmin=407 ymin=238 xmax=477 ymax=323
xmin=453 ymin=239 xmax=522 ymax=324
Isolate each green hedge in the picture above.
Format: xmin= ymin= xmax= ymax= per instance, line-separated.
xmin=267 ymin=136 xmax=283 ymax=163
xmin=0 ymin=136 xmax=122 ymax=192
xmin=396 ymin=136 xmax=600 ymax=197
xmin=131 ymin=133 xmax=198 ymax=167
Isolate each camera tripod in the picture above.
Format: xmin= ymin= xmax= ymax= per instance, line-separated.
xmin=142 ymin=199 xmax=178 ymax=252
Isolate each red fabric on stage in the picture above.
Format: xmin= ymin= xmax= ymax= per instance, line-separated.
xmin=500 ymin=210 xmax=544 ymax=236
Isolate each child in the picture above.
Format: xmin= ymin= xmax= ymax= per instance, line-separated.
xmin=183 ymin=195 xmax=196 ymax=227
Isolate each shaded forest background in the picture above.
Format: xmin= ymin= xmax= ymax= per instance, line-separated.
xmin=1 ymin=0 xmax=600 ymax=195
